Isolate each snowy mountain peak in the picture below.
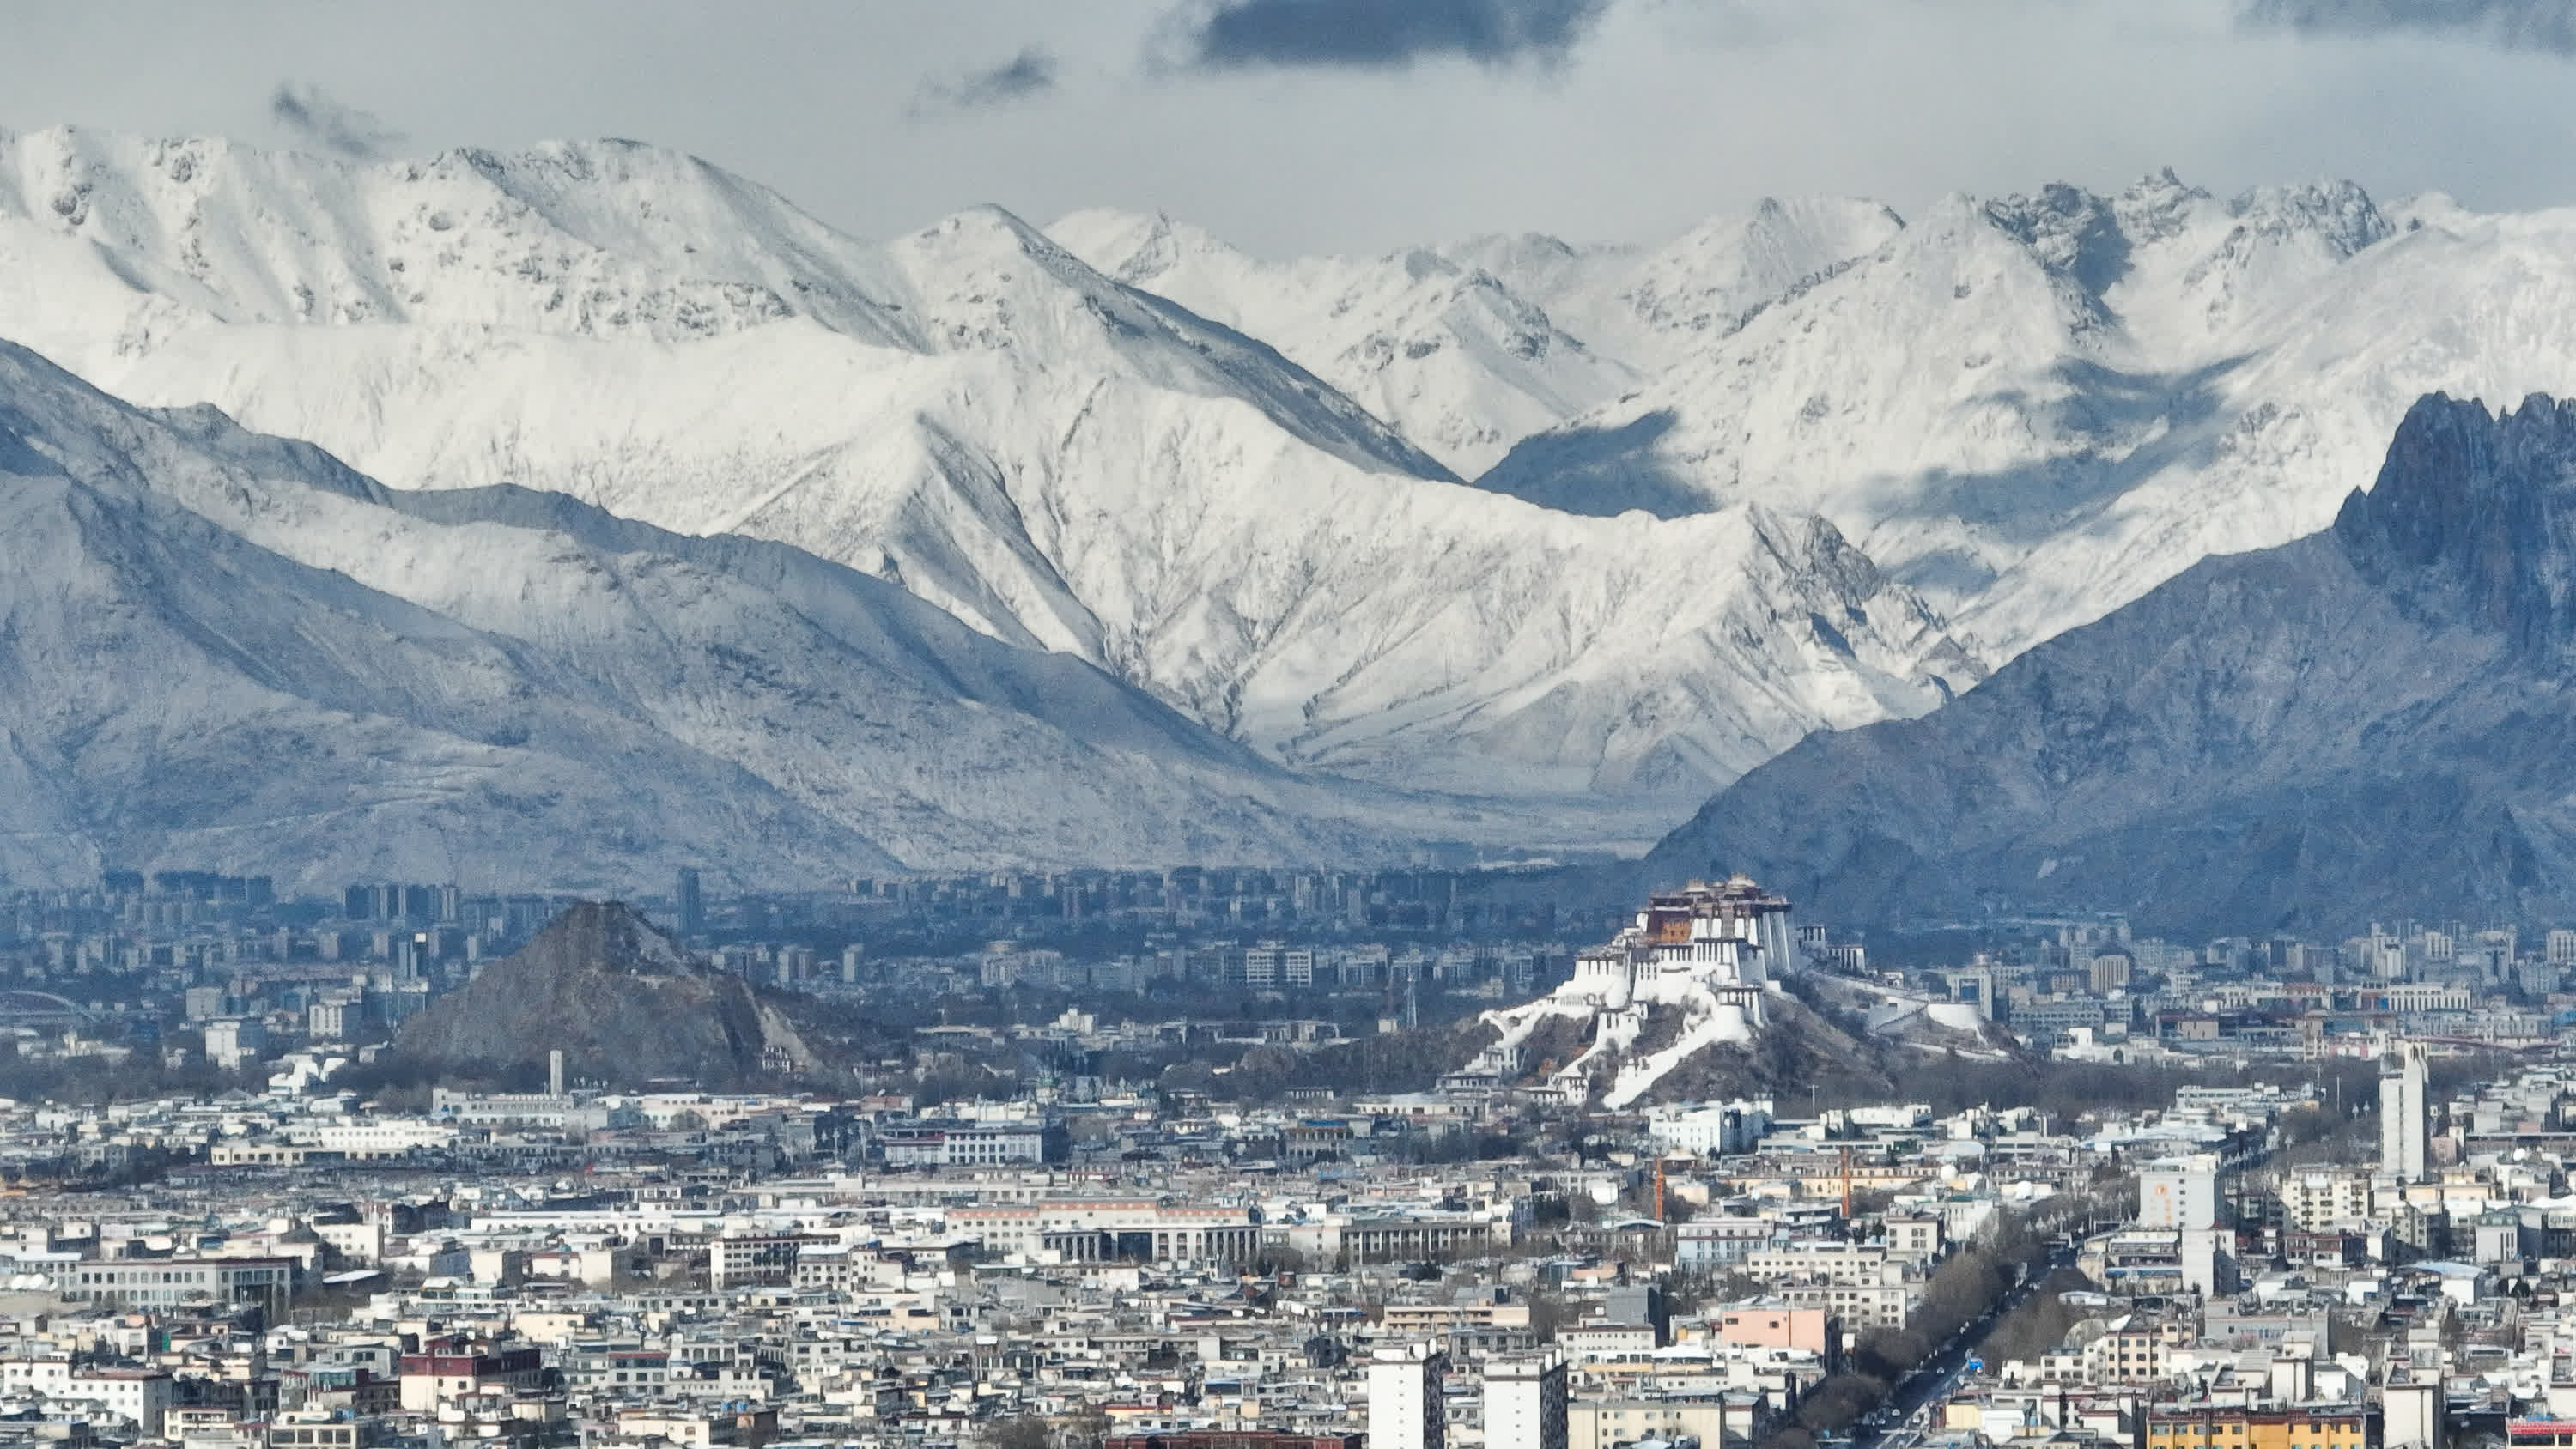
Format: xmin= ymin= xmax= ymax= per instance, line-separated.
xmin=1610 ymin=195 xmax=1905 ymax=349
xmin=1979 ymin=182 xmax=2133 ymax=296
xmin=1050 ymin=205 xmax=1623 ymax=475
xmin=895 ymin=201 xmax=1065 ymax=264
xmin=2111 ymin=167 xmax=2212 ymax=242
xmin=0 ymin=123 xmax=918 ymax=353
xmin=1049 ymin=206 xmax=1236 ymax=287
xmin=1962 ymin=173 xmax=2389 ymax=310
xmin=2227 ymin=178 xmax=2390 ymax=258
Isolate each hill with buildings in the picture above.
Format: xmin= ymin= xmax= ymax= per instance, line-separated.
xmin=1448 ymin=876 xmax=2013 ymax=1111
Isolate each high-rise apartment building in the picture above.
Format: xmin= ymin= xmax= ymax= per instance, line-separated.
xmin=2381 ymin=1043 xmax=2430 ymax=1182
xmin=676 ymin=866 xmax=704 ymax=937
xmin=1484 ymin=1355 xmax=1567 ymax=1449
xmin=1367 ymin=1345 xmax=1448 ymax=1449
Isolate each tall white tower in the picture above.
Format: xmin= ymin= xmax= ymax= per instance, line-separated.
xmin=1367 ymin=1345 xmax=1449 ymax=1449
xmin=2380 ymin=1043 xmax=2429 ymax=1182
xmin=1484 ymin=1355 xmax=1567 ymax=1449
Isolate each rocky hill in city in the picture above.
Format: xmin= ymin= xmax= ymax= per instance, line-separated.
xmin=394 ymin=902 xmax=810 ymax=1087
xmin=1645 ymin=392 xmax=2576 ymax=937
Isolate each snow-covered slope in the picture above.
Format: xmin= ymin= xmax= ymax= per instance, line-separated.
xmin=1446 ymin=195 xmax=1905 ymax=375
xmin=1477 ymin=173 xmax=2576 ymax=662
xmin=1050 ymin=208 xmax=1636 ymax=475
xmin=0 ymin=125 xmax=1978 ymax=809
xmin=0 ymin=338 xmax=1549 ymax=891
xmin=1048 ymin=197 xmax=1902 ymax=474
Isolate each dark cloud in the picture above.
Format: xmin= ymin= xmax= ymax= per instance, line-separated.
xmin=909 ymin=47 xmax=1060 ymax=117
xmin=1170 ymin=0 xmax=1610 ymax=71
xmin=269 ymin=81 xmax=407 ymax=159
xmin=2239 ymin=0 xmax=2576 ymax=57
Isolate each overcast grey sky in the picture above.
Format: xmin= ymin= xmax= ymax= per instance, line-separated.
xmin=7 ymin=0 xmax=2575 ymax=256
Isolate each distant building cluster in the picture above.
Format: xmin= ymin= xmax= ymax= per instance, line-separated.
xmin=1884 ymin=919 xmax=2576 ymax=1060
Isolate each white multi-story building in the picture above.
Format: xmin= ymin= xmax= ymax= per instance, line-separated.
xmin=1367 ymin=1344 xmax=1449 ymax=1449
xmin=2383 ymin=1044 xmax=2430 ymax=1182
xmin=283 ymin=1119 xmax=459 ymax=1159
xmin=1242 ymin=943 xmax=1280 ymax=988
xmin=2137 ymin=1155 xmax=2219 ymax=1230
xmin=2379 ymin=985 xmax=2474 ymax=1012
xmin=877 ymin=1116 xmax=1066 ymax=1167
xmin=1744 ymin=1242 xmax=1901 ymax=1286
xmin=945 ymin=1199 xmax=1261 ymax=1263
xmin=1485 ymin=1354 xmax=1568 ymax=1449
xmin=57 ymin=1257 xmax=293 ymax=1316
xmin=1 ymin=1362 xmax=172 ymax=1437
xmin=1676 ymin=1218 xmax=1779 ymax=1269
xmin=1644 ymin=1100 xmax=1773 ymax=1157
xmin=2080 ymin=1316 xmax=2171 ymax=1384
xmin=1773 ymin=1281 xmax=1916 ymax=1330
xmin=708 ymin=1232 xmax=825 ymax=1288
xmin=202 ymin=1017 xmax=266 ymax=1070
xmin=311 ymin=1218 xmax=386 ymax=1264
xmin=60 ymin=1369 xmax=172 ymax=1437
xmin=2281 ymin=1171 xmax=2373 ymax=1232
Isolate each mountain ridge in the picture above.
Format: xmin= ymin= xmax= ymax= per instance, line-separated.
xmin=18 ymin=124 xmax=2576 ymax=852
xmin=0 ymin=124 xmax=1978 ymax=811
xmin=1640 ymin=392 xmax=2576 ymax=937
xmin=0 ymin=335 xmax=1560 ymax=891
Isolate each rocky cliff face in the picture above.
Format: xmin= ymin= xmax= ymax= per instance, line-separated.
xmin=2335 ymin=394 xmax=2576 ymax=649
xmin=395 ymin=902 xmax=810 ymax=1087
xmin=1643 ymin=393 xmax=2576 ymax=937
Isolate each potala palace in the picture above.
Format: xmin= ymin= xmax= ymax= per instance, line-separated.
xmin=1468 ymin=875 xmax=1804 ymax=1110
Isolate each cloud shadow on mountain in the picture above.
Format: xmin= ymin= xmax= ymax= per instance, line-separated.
xmin=1877 ymin=353 xmax=2257 ymax=556
xmin=1468 ymin=409 xmax=1706 ymax=518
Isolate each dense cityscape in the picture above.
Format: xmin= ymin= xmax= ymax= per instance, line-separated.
xmin=0 ymin=867 xmax=2564 ymax=1449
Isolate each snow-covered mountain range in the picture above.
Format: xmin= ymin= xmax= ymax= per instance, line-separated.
xmin=1477 ymin=173 xmax=2576 ymax=663
xmin=0 ymin=338 xmax=1546 ymax=893
xmin=1050 ymin=195 xmax=1902 ymax=475
xmin=0 ymin=126 xmax=1973 ymax=815
xmin=9 ymin=121 xmax=2576 ymax=886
